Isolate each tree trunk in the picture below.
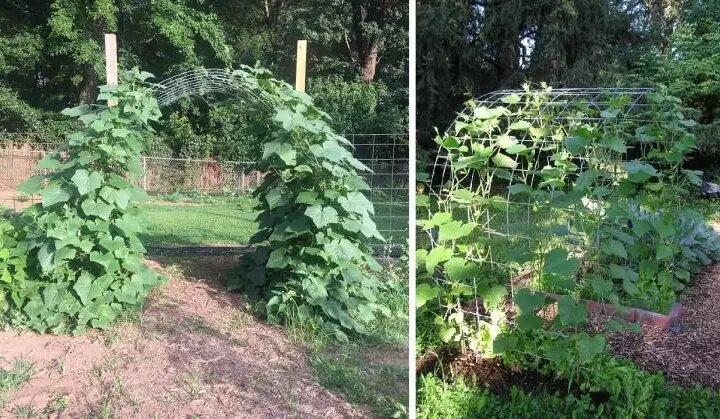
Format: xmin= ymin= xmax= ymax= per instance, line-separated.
xmin=78 ymin=63 xmax=98 ymax=104
xmin=361 ymin=43 xmax=379 ymax=83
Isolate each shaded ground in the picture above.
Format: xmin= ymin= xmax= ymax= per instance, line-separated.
xmin=604 ymin=262 xmax=720 ymax=389
xmin=0 ymin=256 xmax=368 ymax=418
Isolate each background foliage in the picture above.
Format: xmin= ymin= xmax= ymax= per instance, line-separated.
xmin=0 ymin=0 xmax=408 ymax=158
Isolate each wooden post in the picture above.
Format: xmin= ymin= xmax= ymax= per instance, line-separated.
xmin=104 ymin=33 xmax=118 ymax=106
xmin=295 ymin=40 xmax=307 ymax=92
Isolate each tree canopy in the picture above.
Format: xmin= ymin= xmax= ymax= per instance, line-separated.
xmin=0 ymin=0 xmax=408 ymax=159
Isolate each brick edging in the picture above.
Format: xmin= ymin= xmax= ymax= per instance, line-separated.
xmin=540 ymin=291 xmax=683 ymax=329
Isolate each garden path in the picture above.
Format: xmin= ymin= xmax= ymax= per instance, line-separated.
xmin=0 ymin=255 xmax=360 ymax=417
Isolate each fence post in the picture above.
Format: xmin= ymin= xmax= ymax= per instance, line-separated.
xmin=295 ymin=40 xmax=307 ymax=92
xmin=142 ymin=156 xmax=147 ymax=190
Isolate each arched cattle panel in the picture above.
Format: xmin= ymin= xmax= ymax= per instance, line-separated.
xmin=151 ymin=67 xmax=277 ymax=110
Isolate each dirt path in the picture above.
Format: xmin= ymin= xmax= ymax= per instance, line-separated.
xmin=0 ymin=256 xmax=359 ymax=418
xmin=606 ymin=262 xmax=720 ymax=389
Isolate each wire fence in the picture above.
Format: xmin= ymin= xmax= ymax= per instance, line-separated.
xmin=0 ymin=133 xmax=409 ymax=249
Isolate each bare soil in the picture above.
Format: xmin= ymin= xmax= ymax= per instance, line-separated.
xmin=0 ymin=255 xmax=362 ymax=418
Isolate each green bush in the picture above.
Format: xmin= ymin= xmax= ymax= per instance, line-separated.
xmin=417 ymin=374 xmax=597 ymax=419
xmin=309 ymin=75 xmax=408 ymax=134
xmin=229 ymin=66 xmax=391 ymax=341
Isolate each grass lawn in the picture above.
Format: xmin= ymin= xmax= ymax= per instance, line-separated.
xmin=139 ymin=195 xmax=258 ymax=247
xmin=139 ymin=193 xmax=409 ymax=248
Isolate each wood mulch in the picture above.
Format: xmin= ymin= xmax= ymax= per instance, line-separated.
xmin=601 ymin=262 xmax=720 ymax=389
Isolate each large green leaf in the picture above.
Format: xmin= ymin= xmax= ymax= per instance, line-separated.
xmin=338 ymin=191 xmax=374 ymax=216
xmin=305 ymin=205 xmax=339 ymax=228
xmin=263 ymin=141 xmax=297 ymax=165
xmin=71 ymin=169 xmax=104 ymax=195
xmin=41 ymin=183 xmax=72 ymax=207
xmin=543 ymin=248 xmax=580 ymax=277
xmin=81 ymin=199 xmax=113 ymax=220
xmin=416 ymin=283 xmax=440 ymax=308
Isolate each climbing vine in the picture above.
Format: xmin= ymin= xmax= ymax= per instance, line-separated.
xmin=0 ymin=69 xmax=164 ymax=334
xmin=228 ymin=66 xmax=390 ymax=341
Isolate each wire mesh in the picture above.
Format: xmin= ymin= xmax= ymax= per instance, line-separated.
xmin=0 ymin=133 xmax=409 ymax=249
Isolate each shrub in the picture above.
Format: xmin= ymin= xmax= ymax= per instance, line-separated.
xmin=229 ymin=66 xmax=390 ymax=341
xmin=309 ymin=75 xmax=408 ymax=134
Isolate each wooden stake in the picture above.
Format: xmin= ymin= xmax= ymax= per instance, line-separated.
xmin=104 ymin=33 xmax=118 ymax=106
xmin=295 ymin=40 xmax=307 ymax=92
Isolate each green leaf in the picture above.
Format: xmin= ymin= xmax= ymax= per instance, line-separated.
xmin=576 ymin=334 xmax=605 ymax=363
xmin=416 ymin=283 xmax=440 ymax=308
xmin=426 ymin=246 xmax=453 ymax=273
xmin=543 ymin=249 xmax=580 ymax=277
xmin=556 ymin=296 xmax=587 ymax=326
xmin=509 ymin=120 xmax=532 ymax=131
xmin=514 ymin=288 xmax=545 ymax=313
xmin=516 ymin=313 xmax=542 ymax=330
xmin=590 ymin=275 xmax=613 ymax=296
xmin=74 ymin=272 xmax=93 ymax=305
xmin=623 ymin=160 xmax=658 ymax=183
xmin=437 ymin=221 xmax=474 ymax=242
xmin=71 ymin=169 xmax=103 ymax=195
xmin=506 ymin=143 xmax=528 ymax=154
xmin=598 ymin=136 xmax=627 ymax=153
xmin=17 ymin=175 xmax=44 ymax=195
xmin=492 ymin=335 xmax=518 ymax=354
xmin=41 ymin=183 xmax=72 ymax=207
xmin=444 ymin=258 xmax=480 ymax=282
xmin=265 ymin=187 xmax=288 ymax=210
xmin=296 ymin=191 xmax=320 ymax=204
xmin=656 ymin=244 xmax=673 ymax=260
xmin=623 ymin=278 xmax=640 ymax=295
xmin=305 ymin=205 xmax=339 ymax=228
xmin=480 ymin=285 xmax=506 ymax=309
xmin=263 ymin=141 xmax=297 ymax=165
xmin=81 ymin=199 xmax=113 ymax=220
xmin=609 ymin=264 xmax=639 ymax=282
xmin=603 ymin=239 xmax=627 ymax=259
xmin=37 ymin=244 xmax=55 ymax=272
xmin=338 ymin=191 xmax=374 ymax=216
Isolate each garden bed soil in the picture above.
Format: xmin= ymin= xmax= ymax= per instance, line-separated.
xmin=0 ymin=255 xmax=362 ymax=418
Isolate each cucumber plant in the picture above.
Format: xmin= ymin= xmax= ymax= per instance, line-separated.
xmin=228 ymin=66 xmax=390 ymax=341
xmin=1 ymin=69 xmax=164 ymax=334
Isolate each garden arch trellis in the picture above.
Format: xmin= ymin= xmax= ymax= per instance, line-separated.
xmin=420 ymin=84 xmax=713 ymax=352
